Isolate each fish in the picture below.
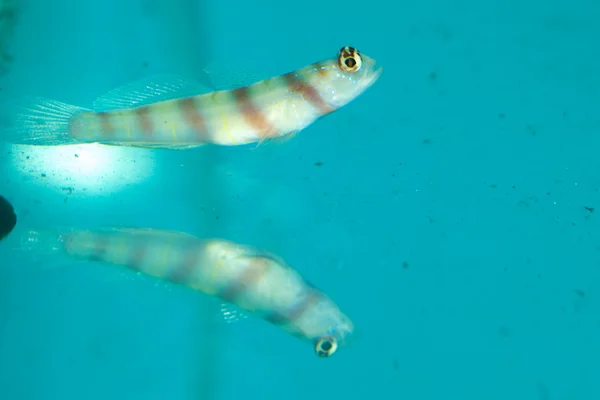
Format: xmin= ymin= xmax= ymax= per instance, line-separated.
xmin=21 ymin=227 xmax=355 ymax=357
xmin=3 ymin=46 xmax=382 ymax=149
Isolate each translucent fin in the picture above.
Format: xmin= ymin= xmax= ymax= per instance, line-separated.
xmin=202 ymin=61 xmax=269 ymax=91
xmin=272 ymin=131 xmax=299 ymax=143
xmin=98 ymin=227 xmax=199 ymax=240
xmin=1 ymin=96 xmax=90 ymax=146
xmin=100 ymin=142 xmax=206 ymax=150
xmin=220 ymin=303 xmax=248 ymax=324
xmin=16 ymin=228 xmax=66 ymax=255
xmin=13 ymin=227 xmax=198 ymax=253
xmin=10 ymin=228 xmax=74 ymax=271
xmin=92 ymin=74 xmax=213 ymax=111
xmin=254 ymin=131 xmax=299 ymax=149
xmin=143 ymin=143 xmax=205 ymax=150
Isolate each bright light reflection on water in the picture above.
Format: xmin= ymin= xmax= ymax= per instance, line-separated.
xmin=9 ymin=143 xmax=156 ymax=196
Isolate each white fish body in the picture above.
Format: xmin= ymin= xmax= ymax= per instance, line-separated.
xmin=4 ymin=46 xmax=382 ymax=149
xmin=21 ymin=227 xmax=354 ymax=357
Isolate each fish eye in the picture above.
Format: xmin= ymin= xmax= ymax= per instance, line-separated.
xmin=314 ymin=336 xmax=338 ymax=357
xmin=337 ymin=46 xmax=362 ymax=73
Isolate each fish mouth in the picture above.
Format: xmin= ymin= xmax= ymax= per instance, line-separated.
xmin=361 ymin=65 xmax=383 ymax=89
xmin=372 ymin=65 xmax=383 ymax=81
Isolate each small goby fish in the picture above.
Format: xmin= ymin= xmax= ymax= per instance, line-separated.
xmin=22 ymin=227 xmax=354 ymax=357
xmin=5 ymin=46 xmax=382 ymax=149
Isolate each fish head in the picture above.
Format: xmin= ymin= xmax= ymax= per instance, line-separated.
xmin=313 ymin=312 xmax=355 ymax=358
xmin=307 ymin=46 xmax=383 ymax=110
xmin=307 ymin=299 xmax=355 ymax=358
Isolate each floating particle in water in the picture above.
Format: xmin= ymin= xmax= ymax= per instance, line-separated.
xmin=498 ymin=326 xmax=511 ymax=338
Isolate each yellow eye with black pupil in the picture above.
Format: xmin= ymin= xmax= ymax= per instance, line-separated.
xmin=337 ymin=46 xmax=362 ymax=73
xmin=314 ymin=336 xmax=338 ymax=357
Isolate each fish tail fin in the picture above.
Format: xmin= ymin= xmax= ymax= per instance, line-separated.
xmin=1 ymin=96 xmax=90 ymax=146
xmin=15 ymin=227 xmax=70 ymax=256
xmin=2 ymin=227 xmax=72 ymax=271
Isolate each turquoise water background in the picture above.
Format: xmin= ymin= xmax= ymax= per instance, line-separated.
xmin=1 ymin=0 xmax=599 ymax=399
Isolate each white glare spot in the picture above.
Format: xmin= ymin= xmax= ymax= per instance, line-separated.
xmin=10 ymin=143 xmax=156 ymax=196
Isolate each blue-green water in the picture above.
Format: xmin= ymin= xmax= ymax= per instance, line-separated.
xmin=0 ymin=0 xmax=599 ymax=399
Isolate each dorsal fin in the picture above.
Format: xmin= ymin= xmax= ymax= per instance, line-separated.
xmin=202 ymin=61 xmax=270 ymax=91
xmin=92 ymin=74 xmax=212 ymax=111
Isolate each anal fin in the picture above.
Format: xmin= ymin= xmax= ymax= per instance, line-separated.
xmin=270 ymin=130 xmax=299 ymax=144
xmin=251 ymin=130 xmax=298 ymax=151
xmin=99 ymin=142 xmax=206 ymax=150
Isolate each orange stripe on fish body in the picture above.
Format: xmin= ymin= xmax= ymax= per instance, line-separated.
xmin=178 ymin=97 xmax=209 ymax=142
xmin=217 ymin=256 xmax=275 ymax=309
xmin=167 ymin=245 xmax=204 ymax=285
xmin=135 ymin=106 xmax=154 ymax=137
xmin=282 ymin=71 xmax=335 ymax=116
xmin=232 ymin=85 xmax=280 ymax=142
